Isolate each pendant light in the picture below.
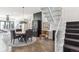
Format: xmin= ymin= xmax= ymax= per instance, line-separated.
xmin=6 ymin=15 xmax=9 ymax=21
xmin=20 ymin=7 xmax=27 ymax=24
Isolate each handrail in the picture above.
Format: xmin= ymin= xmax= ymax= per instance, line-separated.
xmin=48 ymin=7 xmax=56 ymax=24
xmin=55 ymin=8 xmax=62 ymax=51
xmin=47 ymin=7 xmax=62 ymax=51
xmin=55 ymin=17 xmax=62 ymax=51
xmin=42 ymin=7 xmax=62 ymax=51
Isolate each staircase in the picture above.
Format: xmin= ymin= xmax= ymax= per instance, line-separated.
xmin=41 ymin=7 xmax=62 ymax=51
xmin=64 ymin=21 xmax=79 ymax=52
xmin=41 ymin=7 xmax=62 ymax=30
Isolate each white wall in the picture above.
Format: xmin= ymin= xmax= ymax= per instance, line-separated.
xmin=24 ymin=14 xmax=33 ymax=30
xmin=62 ymin=7 xmax=79 ymax=22
xmin=42 ymin=12 xmax=48 ymax=31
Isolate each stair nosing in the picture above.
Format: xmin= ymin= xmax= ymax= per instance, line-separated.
xmin=66 ymin=24 xmax=79 ymax=26
xmin=66 ymin=28 xmax=79 ymax=30
xmin=65 ymin=38 xmax=79 ymax=42
xmin=65 ymin=33 xmax=79 ymax=35
xmin=65 ymin=29 xmax=79 ymax=31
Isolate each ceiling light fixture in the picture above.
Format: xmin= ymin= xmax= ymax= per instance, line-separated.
xmin=20 ymin=7 xmax=27 ymax=24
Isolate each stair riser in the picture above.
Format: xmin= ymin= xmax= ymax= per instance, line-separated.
xmin=66 ymin=22 xmax=79 ymax=26
xmin=63 ymin=46 xmax=71 ymax=52
xmin=63 ymin=46 xmax=78 ymax=52
xmin=65 ymin=34 xmax=79 ymax=39
xmin=66 ymin=25 xmax=79 ymax=29
xmin=65 ymin=40 xmax=79 ymax=46
xmin=66 ymin=30 xmax=79 ymax=33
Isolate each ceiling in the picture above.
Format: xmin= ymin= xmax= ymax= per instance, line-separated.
xmin=0 ymin=7 xmax=41 ymax=20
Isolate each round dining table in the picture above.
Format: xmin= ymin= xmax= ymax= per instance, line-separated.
xmin=16 ymin=32 xmax=26 ymax=42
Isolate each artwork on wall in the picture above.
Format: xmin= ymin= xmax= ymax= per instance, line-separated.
xmin=42 ymin=22 xmax=49 ymax=31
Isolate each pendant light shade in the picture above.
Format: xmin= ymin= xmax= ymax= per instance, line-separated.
xmin=20 ymin=20 xmax=27 ymax=24
xmin=6 ymin=15 xmax=9 ymax=21
xmin=20 ymin=7 xmax=27 ymax=24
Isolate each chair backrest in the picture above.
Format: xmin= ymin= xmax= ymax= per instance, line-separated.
xmin=10 ymin=30 xmax=16 ymax=39
xmin=16 ymin=29 xmax=22 ymax=32
xmin=25 ymin=29 xmax=33 ymax=37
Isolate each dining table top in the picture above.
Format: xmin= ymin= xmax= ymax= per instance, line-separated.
xmin=16 ymin=31 xmax=26 ymax=35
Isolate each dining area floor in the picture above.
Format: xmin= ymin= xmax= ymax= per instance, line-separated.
xmin=12 ymin=37 xmax=54 ymax=52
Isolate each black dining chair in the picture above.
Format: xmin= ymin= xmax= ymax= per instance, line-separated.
xmin=10 ymin=30 xmax=21 ymax=44
xmin=16 ymin=29 xmax=22 ymax=32
xmin=24 ymin=29 xmax=33 ymax=42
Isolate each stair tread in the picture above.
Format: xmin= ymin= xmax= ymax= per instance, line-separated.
xmin=66 ymin=33 xmax=79 ymax=35
xmin=66 ymin=29 xmax=79 ymax=31
xmin=66 ymin=23 xmax=79 ymax=29
xmin=65 ymin=38 xmax=79 ymax=42
xmin=66 ymin=25 xmax=79 ymax=27
xmin=66 ymin=28 xmax=79 ymax=30
xmin=66 ymin=25 xmax=79 ymax=26
xmin=64 ymin=44 xmax=79 ymax=51
xmin=67 ymin=22 xmax=79 ymax=25
xmin=66 ymin=30 xmax=79 ymax=33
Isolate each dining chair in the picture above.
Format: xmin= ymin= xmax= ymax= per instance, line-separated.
xmin=10 ymin=30 xmax=21 ymax=44
xmin=24 ymin=29 xmax=33 ymax=42
xmin=16 ymin=29 xmax=22 ymax=32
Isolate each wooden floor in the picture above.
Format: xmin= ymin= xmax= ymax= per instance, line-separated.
xmin=12 ymin=38 xmax=54 ymax=52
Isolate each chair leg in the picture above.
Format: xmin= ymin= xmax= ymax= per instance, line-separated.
xmin=11 ymin=38 xmax=12 ymax=43
xmin=23 ymin=38 xmax=25 ymax=42
xmin=25 ymin=37 xmax=28 ymax=43
xmin=13 ymin=39 xmax=15 ymax=44
xmin=18 ymin=38 xmax=19 ymax=41
xmin=30 ymin=37 xmax=32 ymax=40
xmin=24 ymin=37 xmax=26 ymax=42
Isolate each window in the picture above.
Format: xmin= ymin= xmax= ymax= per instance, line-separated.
xmin=0 ymin=21 xmax=14 ymax=30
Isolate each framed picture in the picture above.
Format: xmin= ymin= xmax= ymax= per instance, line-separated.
xmin=42 ymin=22 xmax=49 ymax=30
